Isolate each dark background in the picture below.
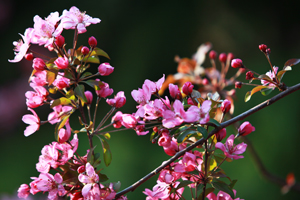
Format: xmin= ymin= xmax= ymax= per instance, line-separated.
xmin=1 ymin=0 xmax=300 ymax=199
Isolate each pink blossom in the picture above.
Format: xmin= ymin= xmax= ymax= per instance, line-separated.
xmin=17 ymin=184 xmax=30 ymax=199
xmin=174 ymin=152 xmax=197 ymax=172
xmin=78 ymin=162 xmax=99 ymax=198
xmin=30 ymin=70 xmax=48 ymax=86
xmin=143 ymin=74 xmax=165 ymax=96
xmin=31 ymin=12 xmax=62 ymax=49
xmin=135 ymin=124 xmax=149 ymax=136
xmin=9 ymin=28 xmax=34 ymax=63
xmin=158 ymin=170 xmax=181 ymax=185
xmin=22 ymin=108 xmax=40 ymax=137
xmin=238 ymin=121 xmax=255 ymax=136
xmin=163 ymin=138 xmax=179 ymax=156
xmin=206 ymin=190 xmax=243 ymax=200
xmin=215 ymin=134 xmax=247 ymax=160
xmin=138 ymin=98 xmax=167 ymax=120
xmin=143 ymin=181 xmax=170 ymax=200
xmin=58 ymin=120 xmax=71 ymax=143
xmin=131 ymin=88 xmax=150 ymax=105
xmin=98 ymin=62 xmax=114 ymax=76
xmin=121 ymin=114 xmax=137 ymax=129
xmin=59 ymin=6 xmax=101 ymax=34
xmin=199 ymin=100 xmax=211 ymax=124
xmin=48 ymin=104 xmax=73 ymax=124
xmin=182 ymin=81 xmax=194 ymax=96
xmin=52 ymin=73 xmax=70 ymax=89
xmin=96 ymin=81 xmax=113 ymax=98
xmin=54 ymin=55 xmax=69 ymax=69
xmin=106 ymin=91 xmax=126 ymax=108
xmin=261 ymin=66 xmax=278 ymax=88
xmin=169 ymin=83 xmax=182 ymax=100
xmin=111 ymin=111 xmax=123 ymax=128
xmin=25 ymin=85 xmax=48 ymax=108
xmin=158 ymin=129 xmax=172 ymax=147
xmin=84 ymin=91 xmax=93 ymax=105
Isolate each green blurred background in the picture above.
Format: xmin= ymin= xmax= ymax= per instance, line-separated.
xmin=1 ymin=0 xmax=300 ymax=199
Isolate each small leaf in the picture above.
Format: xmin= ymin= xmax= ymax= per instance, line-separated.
xmin=46 ymin=70 xmax=57 ymax=86
xmin=93 ymin=47 xmax=110 ymax=59
xmin=209 ymin=158 xmax=217 ymax=171
xmin=212 ymin=180 xmax=234 ymax=198
xmin=177 ymin=130 xmax=197 ymax=143
xmin=50 ymin=97 xmax=72 ymax=108
xmin=245 ymin=91 xmax=251 ymax=102
xmin=54 ymin=114 xmax=71 ymax=141
xmin=74 ymin=84 xmax=87 ymax=103
xmin=98 ymin=172 xmax=109 ymax=182
xmin=206 ymin=118 xmax=221 ymax=128
xmin=176 ymin=180 xmax=193 ymax=189
xmin=97 ymin=135 xmax=112 ymax=167
xmin=260 ymin=88 xmax=273 ymax=96
xmin=64 ymin=69 xmax=74 ymax=80
xmin=66 ymin=89 xmax=76 ymax=101
xmin=103 ymin=133 xmax=111 ymax=140
xmin=284 ymin=58 xmax=300 ymax=69
xmin=83 ymin=55 xmax=100 ymax=64
xmin=83 ymin=79 xmax=104 ymax=91
xmin=86 ymin=146 xmax=97 ymax=164
xmin=80 ymin=72 xmax=93 ymax=79
xmin=258 ymin=74 xmax=273 ymax=82
xmin=197 ymin=187 xmax=214 ymax=200
xmin=229 ymin=180 xmax=238 ymax=189
xmin=197 ymin=126 xmax=208 ymax=139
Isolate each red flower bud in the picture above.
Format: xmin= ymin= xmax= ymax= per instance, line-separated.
xmin=235 ymin=81 xmax=242 ymax=89
xmin=231 ymin=58 xmax=244 ymax=68
xmin=221 ymin=99 xmax=231 ymax=113
xmin=215 ymin=128 xmax=226 ymax=142
xmin=98 ymin=63 xmax=114 ymax=76
xmin=202 ymin=78 xmax=209 ymax=85
xmin=55 ymin=35 xmax=65 ymax=48
xmin=238 ymin=121 xmax=255 ymax=136
xmin=219 ymin=53 xmax=227 ymax=63
xmin=54 ymin=55 xmax=69 ymax=69
xmin=88 ymin=36 xmax=97 ymax=48
xmin=209 ymin=50 xmax=217 ymax=60
xmin=84 ymin=91 xmax=93 ymax=105
xmin=81 ymin=46 xmax=90 ymax=55
xmin=259 ymin=44 xmax=268 ymax=53
xmin=32 ymin=58 xmax=46 ymax=71
xmin=182 ymin=81 xmax=194 ymax=96
xmin=246 ymin=71 xmax=254 ymax=80
xmin=25 ymin=53 xmax=34 ymax=61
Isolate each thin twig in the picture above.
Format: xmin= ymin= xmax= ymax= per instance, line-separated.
xmin=114 ymin=83 xmax=300 ymax=198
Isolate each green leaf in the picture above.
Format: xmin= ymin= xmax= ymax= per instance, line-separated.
xmin=177 ymin=129 xmax=197 ymax=143
xmin=245 ymin=85 xmax=269 ymax=102
xmin=74 ymin=84 xmax=87 ymax=103
xmin=150 ymin=131 xmax=157 ymax=142
xmin=206 ymin=118 xmax=221 ymax=128
xmin=97 ymin=135 xmax=112 ymax=167
xmin=93 ymin=47 xmax=110 ymax=59
xmin=83 ymin=79 xmax=104 ymax=91
xmin=64 ymin=69 xmax=74 ymax=80
xmin=197 ymin=126 xmax=208 ymax=139
xmin=80 ymin=72 xmax=93 ymax=79
xmin=86 ymin=146 xmax=97 ymax=163
xmin=50 ymin=97 xmax=73 ymax=108
xmin=66 ymin=89 xmax=76 ymax=101
xmin=260 ymin=88 xmax=273 ymax=96
xmin=82 ymin=55 xmax=100 ymax=64
xmin=245 ymin=91 xmax=251 ymax=102
xmin=209 ymin=158 xmax=217 ymax=171
xmin=176 ymin=180 xmax=193 ymax=189
xmin=98 ymin=172 xmax=109 ymax=182
xmin=229 ymin=179 xmax=238 ymax=190
xmin=212 ymin=180 xmax=234 ymax=198
xmin=174 ymin=125 xmax=190 ymax=135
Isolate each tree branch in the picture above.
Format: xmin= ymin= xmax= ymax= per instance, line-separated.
xmin=115 ymin=83 xmax=300 ymax=198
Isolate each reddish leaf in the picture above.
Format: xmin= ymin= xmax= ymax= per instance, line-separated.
xmin=284 ymin=58 xmax=300 ymax=70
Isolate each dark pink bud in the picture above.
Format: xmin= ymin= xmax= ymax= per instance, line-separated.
xmin=77 ymin=165 xmax=85 ymax=174
xmin=221 ymin=99 xmax=231 ymax=113
xmin=235 ymin=81 xmax=242 ymax=89
xmin=84 ymin=91 xmax=93 ymax=105
xmin=106 ymin=91 xmax=126 ymax=108
xmin=32 ymin=58 xmax=46 ymax=71
xmin=231 ymin=58 xmax=244 ymax=68
xmin=209 ymin=50 xmax=217 ymax=60
xmin=219 ymin=53 xmax=227 ymax=63
xmin=54 ymin=55 xmax=69 ymax=69
xmin=187 ymin=97 xmax=197 ymax=106
xmin=202 ymin=78 xmax=209 ymax=85
xmin=238 ymin=121 xmax=255 ymax=136
xmin=81 ymin=46 xmax=90 ymax=55
xmin=88 ymin=36 xmax=97 ymax=48
xmin=55 ymin=35 xmax=65 ymax=48
xmin=246 ymin=71 xmax=254 ymax=80
xmin=111 ymin=111 xmax=123 ymax=128
xmin=259 ymin=44 xmax=268 ymax=53
xmin=266 ymin=48 xmax=271 ymax=55
xmin=98 ymin=62 xmax=114 ymax=76
xmin=96 ymin=81 xmax=114 ymax=98
xmin=169 ymin=83 xmax=182 ymax=100
xmin=215 ymin=128 xmax=226 ymax=142
xmin=182 ymin=81 xmax=194 ymax=96
xmin=25 ymin=53 xmax=33 ymax=61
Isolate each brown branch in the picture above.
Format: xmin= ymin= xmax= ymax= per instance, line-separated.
xmin=115 ymin=83 xmax=300 ymax=198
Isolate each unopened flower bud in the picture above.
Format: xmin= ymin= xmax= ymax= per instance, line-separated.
xmin=259 ymin=44 xmax=268 ymax=53
xmin=219 ymin=53 xmax=227 ymax=63
xmin=77 ymin=165 xmax=85 ymax=174
xmin=202 ymin=78 xmax=209 ymax=85
xmin=25 ymin=53 xmax=33 ymax=61
xmin=221 ymin=99 xmax=231 ymax=113
xmin=182 ymin=81 xmax=194 ymax=96
xmin=246 ymin=71 xmax=254 ymax=80
xmin=266 ymin=48 xmax=271 ymax=55
xmin=209 ymin=50 xmax=217 ymax=60
xmin=32 ymin=58 xmax=46 ymax=71
xmin=215 ymin=128 xmax=226 ymax=142
xmin=88 ymin=36 xmax=97 ymax=48
xmin=238 ymin=121 xmax=255 ymax=136
xmin=55 ymin=35 xmax=65 ymax=48
xmin=169 ymin=83 xmax=182 ymax=100
xmin=227 ymin=52 xmax=234 ymax=61
xmin=81 ymin=46 xmax=89 ymax=55
xmin=235 ymin=81 xmax=242 ymax=89
xmin=84 ymin=91 xmax=93 ymax=105
xmin=98 ymin=62 xmax=114 ymax=76
xmin=231 ymin=58 xmax=244 ymax=68
xmin=54 ymin=55 xmax=69 ymax=69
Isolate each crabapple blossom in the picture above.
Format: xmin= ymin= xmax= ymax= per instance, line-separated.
xmin=59 ymin=6 xmax=101 ymax=34
xmin=246 ymin=71 xmax=254 ymax=80
xmin=111 ymin=111 xmax=123 ymax=128
xmin=32 ymin=58 xmax=46 ymax=71
xmin=98 ymin=62 xmax=114 ymax=76
xmin=215 ymin=128 xmax=227 ymax=142
xmin=54 ymin=55 xmax=69 ymax=69
xmin=30 ymin=70 xmax=48 ymax=86
xmin=84 ymin=91 xmax=93 ymax=105
xmin=199 ymin=100 xmax=211 ymax=124
xmin=206 ymin=189 xmax=243 ymax=200
xmin=215 ymin=134 xmax=247 ymax=160
xmin=52 ymin=73 xmax=70 ymax=89
xmin=58 ymin=120 xmax=71 ymax=143
xmin=17 ymin=184 xmax=30 ymax=199
xmin=174 ymin=152 xmax=197 ymax=172
xmin=121 ymin=114 xmax=137 ymax=129
xmin=221 ymin=99 xmax=231 ymax=113
xmin=96 ymin=81 xmax=114 ymax=98
xmin=169 ymin=83 xmax=182 ymax=100
xmin=78 ymin=162 xmax=99 ymax=198
xmin=9 ymin=28 xmax=34 ymax=63
xmin=261 ymin=66 xmax=278 ymax=88
xmin=48 ymin=104 xmax=73 ymax=124
xmin=181 ymin=81 xmax=194 ymax=96
xmin=22 ymin=108 xmax=40 ymax=137
xmin=238 ymin=121 xmax=255 ymax=137
xmin=106 ymin=91 xmax=126 ymax=108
